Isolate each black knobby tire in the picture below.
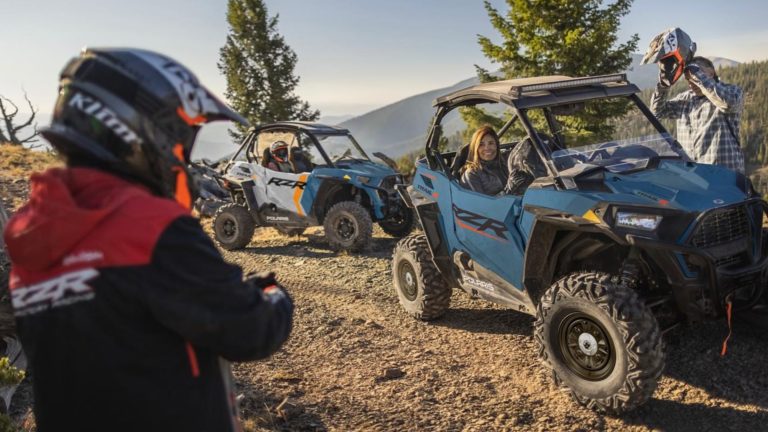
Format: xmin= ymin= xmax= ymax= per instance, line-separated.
xmin=391 ymin=233 xmax=451 ymax=320
xmin=379 ymin=207 xmax=415 ymax=238
xmin=212 ymin=203 xmax=256 ymax=250
xmin=274 ymin=226 xmax=306 ymax=237
xmin=323 ymin=201 xmax=373 ymax=252
xmin=533 ymin=272 xmax=664 ymax=414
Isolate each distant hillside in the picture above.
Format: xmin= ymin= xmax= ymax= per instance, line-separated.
xmin=189 ymin=54 xmax=740 ymax=161
xmin=337 ymin=76 xmax=479 ymax=159
xmin=341 ymin=54 xmax=740 ymax=158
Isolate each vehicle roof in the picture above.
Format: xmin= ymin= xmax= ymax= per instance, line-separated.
xmin=434 ymin=74 xmax=640 ymax=109
xmin=254 ymin=121 xmax=350 ymax=135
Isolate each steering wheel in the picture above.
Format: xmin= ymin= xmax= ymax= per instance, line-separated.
xmin=331 ymin=148 xmax=352 ymax=163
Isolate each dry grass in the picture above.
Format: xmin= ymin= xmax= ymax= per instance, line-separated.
xmin=0 ymin=143 xmax=60 ymax=212
xmin=0 ymin=143 xmax=60 ymax=178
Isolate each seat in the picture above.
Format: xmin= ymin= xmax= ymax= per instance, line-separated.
xmin=261 ymin=147 xmax=274 ymax=168
xmin=290 ymin=147 xmax=313 ymax=173
xmin=450 ymin=144 xmax=470 ymax=178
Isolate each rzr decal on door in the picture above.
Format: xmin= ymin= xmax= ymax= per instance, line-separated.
xmin=267 ymin=177 xmax=306 ymax=189
xmin=452 ymin=204 xmax=509 ymax=242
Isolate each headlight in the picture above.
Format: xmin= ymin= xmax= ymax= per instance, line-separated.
xmin=616 ymin=212 xmax=663 ymax=230
xmin=358 ymin=176 xmax=371 ymax=184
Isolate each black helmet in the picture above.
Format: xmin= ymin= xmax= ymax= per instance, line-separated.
xmin=270 ymin=141 xmax=289 ymax=162
xmin=641 ymin=28 xmax=697 ymax=86
xmin=42 ymin=47 xmax=248 ymax=208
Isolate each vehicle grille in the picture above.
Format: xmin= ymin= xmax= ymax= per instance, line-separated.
xmin=714 ymin=253 xmax=746 ymax=268
xmin=690 ymin=206 xmax=749 ymax=249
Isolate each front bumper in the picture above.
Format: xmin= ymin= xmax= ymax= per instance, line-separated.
xmin=626 ymin=199 xmax=768 ymax=321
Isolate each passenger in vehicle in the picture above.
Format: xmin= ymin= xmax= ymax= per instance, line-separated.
xmin=461 ymin=126 xmax=508 ymax=195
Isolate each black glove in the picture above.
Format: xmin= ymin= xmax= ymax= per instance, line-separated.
xmin=244 ymin=271 xmax=281 ymax=291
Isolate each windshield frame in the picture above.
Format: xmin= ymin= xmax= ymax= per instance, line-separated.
xmin=426 ymin=91 xmax=680 ymax=179
xmin=311 ymin=132 xmax=372 ymax=166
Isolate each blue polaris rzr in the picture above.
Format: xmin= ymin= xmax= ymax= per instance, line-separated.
xmin=213 ymin=122 xmax=413 ymax=252
xmin=392 ymin=74 xmax=768 ymax=414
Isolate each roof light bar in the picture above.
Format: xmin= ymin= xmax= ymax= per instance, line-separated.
xmin=510 ymin=74 xmax=627 ymax=97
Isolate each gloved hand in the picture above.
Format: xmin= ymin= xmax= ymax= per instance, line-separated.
xmin=244 ymin=271 xmax=283 ymax=293
xmin=684 ymin=63 xmax=702 ymax=75
xmin=657 ymin=70 xmax=672 ymax=88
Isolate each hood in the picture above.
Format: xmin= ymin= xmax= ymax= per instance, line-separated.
xmin=332 ymin=160 xmax=398 ymax=178
xmin=604 ymin=161 xmax=749 ymax=212
xmin=3 ymin=167 xmax=148 ymax=271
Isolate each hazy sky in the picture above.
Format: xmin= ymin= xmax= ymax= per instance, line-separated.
xmin=3 ymin=0 xmax=768 ymax=119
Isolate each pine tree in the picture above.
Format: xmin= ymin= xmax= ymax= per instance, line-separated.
xmin=464 ymin=0 xmax=638 ymax=143
xmin=218 ymin=0 xmax=319 ymax=138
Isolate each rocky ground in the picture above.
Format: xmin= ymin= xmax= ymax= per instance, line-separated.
xmin=218 ymin=226 xmax=768 ymax=432
xmin=1 ymin=144 xmax=767 ymax=431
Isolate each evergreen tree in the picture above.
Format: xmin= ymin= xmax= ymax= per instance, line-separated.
xmin=219 ymin=0 xmax=319 ymax=138
xmin=464 ymin=0 xmax=638 ymax=143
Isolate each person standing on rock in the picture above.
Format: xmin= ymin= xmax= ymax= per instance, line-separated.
xmin=2 ymin=48 xmax=293 ymax=432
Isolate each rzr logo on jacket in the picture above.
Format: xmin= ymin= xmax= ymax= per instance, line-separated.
xmin=268 ymin=178 xmax=306 ymax=189
xmin=12 ymin=268 xmax=98 ymax=316
xmin=452 ymin=204 xmax=509 ymax=242
xmin=68 ymin=92 xmax=142 ymax=145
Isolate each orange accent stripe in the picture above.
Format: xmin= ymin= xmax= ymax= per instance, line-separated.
xmin=720 ymin=297 xmax=733 ymax=357
xmin=177 ymin=106 xmax=207 ymax=126
xmin=455 ymin=216 xmax=508 ymax=243
xmin=293 ymin=174 xmax=308 ymax=216
xmin=185 ymin=342 xmax=200 ymax=377
xmin=172 ymin=143 xmax=192 ymax=209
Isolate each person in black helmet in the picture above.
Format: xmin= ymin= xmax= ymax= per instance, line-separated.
xmin=2 ymin=48 xmax=293 ymax=432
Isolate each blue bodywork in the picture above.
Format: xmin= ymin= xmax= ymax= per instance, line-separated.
xmin=412 ymin=158 xmax=755 ymax=295
xmin=400 ymin=74 xmax=768 ymax=321
xmin=300 ymin=160 xmax=401 ymax=220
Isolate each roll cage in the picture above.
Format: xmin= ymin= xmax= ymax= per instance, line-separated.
xmin=424 ymin=74 xmax=677 ymax=181
xmin=231 ymin=121 xmax=371 ymax=168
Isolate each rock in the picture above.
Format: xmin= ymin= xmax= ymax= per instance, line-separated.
xmin=380 ymin=367 xmax=406 ymax=380
xmin=365 ymin=320 xmax=384 ymax=330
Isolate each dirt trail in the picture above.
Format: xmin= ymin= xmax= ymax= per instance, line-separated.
xmin=218 ymin=227 xmax=768 ymax=432
xmin=2 ymin=147 xmax=765 ymax=431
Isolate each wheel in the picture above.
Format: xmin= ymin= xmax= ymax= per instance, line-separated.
xmin=534 ymin=272 xmax=664 ymax=414
xmin=274 ymin=226 xmax=306 ymax=237
xmin=323 ymin=201 xmax=372 ymax=252
xmin=212 ymin=203 xmax=256 ymax=250
xmin=392 ymin=233 xmax=451 ymax=320
xmin=379 ymin=207 xmax=415 ymax=238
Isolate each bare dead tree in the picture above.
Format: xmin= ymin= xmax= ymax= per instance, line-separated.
xmin=0 ymin=92 xmax=39 ymax=145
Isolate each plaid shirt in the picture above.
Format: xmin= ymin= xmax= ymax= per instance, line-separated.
xmin=650 ymin=70 xmax=745 ymax=173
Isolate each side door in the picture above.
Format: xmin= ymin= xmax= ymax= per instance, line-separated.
xmin=254 ymin=129 xmax=309 ymax=216
xmin=449 ymin=182 xmax=527 ymax=290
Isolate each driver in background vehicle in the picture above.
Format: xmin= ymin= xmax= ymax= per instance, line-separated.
xmin=267 ymin=140 xmax=294 ymax=172
xmin=2 ymin=48 xmax=293 ymax=432
xmin=461 ymin=126 xmax=508 ymax=195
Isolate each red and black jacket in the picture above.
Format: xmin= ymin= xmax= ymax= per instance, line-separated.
xmin=3 ymin=167 xmax=292 ymax=432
